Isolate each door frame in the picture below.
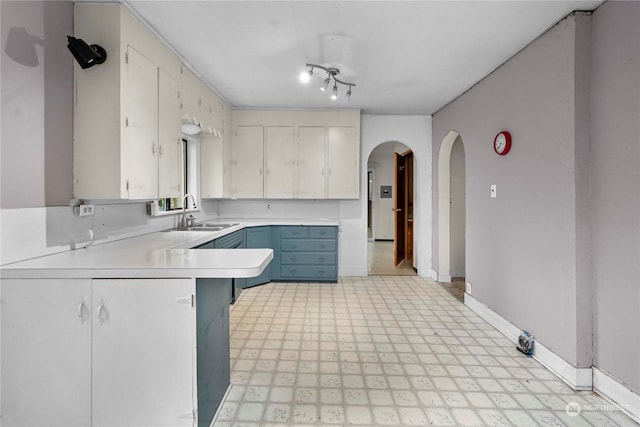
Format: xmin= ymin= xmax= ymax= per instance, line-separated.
xmin=367 ymin=168 xmax=376 ymax=241
xmin=437 ymin=130 xmax=462 ymax=282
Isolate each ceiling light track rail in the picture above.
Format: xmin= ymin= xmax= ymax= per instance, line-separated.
xmin=303 ymin=63 xmax=356 ymax=101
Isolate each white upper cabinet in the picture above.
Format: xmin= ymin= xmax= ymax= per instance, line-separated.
xmin=327 ymin=126 xmax=359 ymax=199
xmin=158 ymin=69 xmax=183 ymax=198
xmin=233 ymin=126 xmax=265 ymax=198
xmin=181 ymin=66 xmax=216 ymax=134
xmin=231 ymin=110 xmax=360 ymax=200
xmin=125 ymin=46 xmax=159 ymax=199
xmin=200 ymin=133 xmax=224 ymax=199
xmin=297 ymin=126 xmax=327 ymax=199
xmin=265 ymin=126 xmax=296 ymax=198
xmin=180 ymin=66 xmax=201 ymax=126
xmin=73 ymin=3 xmax=182 ymax=199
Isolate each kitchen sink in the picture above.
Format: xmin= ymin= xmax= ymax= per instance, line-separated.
xmin=172 ymin=223 xmax=239 ymax=232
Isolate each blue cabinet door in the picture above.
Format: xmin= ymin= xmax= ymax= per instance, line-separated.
xmin=245 ymin=226 xmax=271 ymax=288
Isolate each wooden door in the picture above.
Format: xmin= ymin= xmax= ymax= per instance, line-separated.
xmin=393 ymin=152 xmax=406 ymax=266
xmin=404 ymin=152 xmax=414 ymax=262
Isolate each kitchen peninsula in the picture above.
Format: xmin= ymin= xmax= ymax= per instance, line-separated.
xmin=0 ymin=225 xmax=273 ymax=427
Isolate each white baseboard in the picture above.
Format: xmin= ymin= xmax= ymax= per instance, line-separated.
xmin=438 ymin=274 xmax=452 ymax=282
xmin=593 ymin=367 xmax=640 ymax=424
xmin=464 ymin=294 xmax=592 ymax=390
xmin=428 ymin=269 xmax=438 ymax=281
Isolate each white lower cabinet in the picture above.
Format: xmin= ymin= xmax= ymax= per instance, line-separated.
xmin=1 ymin=279 xmax=92 ymax=426
xmin=1 ymin=278 xmax=196 ymax=426
xmin=91 ymin=279 xmax=195 ymax=427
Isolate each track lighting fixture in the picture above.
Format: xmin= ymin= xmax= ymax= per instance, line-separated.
xmin=301 ymin=63 xmax=355 ymax=101
xmin=67 ymin=36 xmax=107 ymax=69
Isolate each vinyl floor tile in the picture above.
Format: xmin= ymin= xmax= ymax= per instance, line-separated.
xmin=213 ymin=276 xmax=637 ymax=426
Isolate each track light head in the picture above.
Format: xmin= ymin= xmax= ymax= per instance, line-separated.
xmin=346 ymin=86 xmax=352 ymax=102
xmin=67 ymin=36 xmax=107 ymax=69
xmin=320 ymin=76 xmax=330 ymax=92
xmin=331 ymin=84 xmax=338 ymax=100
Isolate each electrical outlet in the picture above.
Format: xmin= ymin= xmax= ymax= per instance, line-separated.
xmin=79 ymin=204 xmax=94 ymax=216
xmin=466 ymin=281 xmax=472 ymax=294
xmin=267 ymin=202 xmax=272 ymax=210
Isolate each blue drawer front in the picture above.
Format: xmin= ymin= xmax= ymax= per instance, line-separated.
xmin=281 ymin=252 xmax=336 ymax=265
xmin=280 ymin=265 xmax=337 ymax=279
xmin=308 ymin=226 xmax=337 ymax=238
xmin=280 ymin=226 xmax=308 ymax=238
xmin=281 ymin=239 xmax=336 ymax=252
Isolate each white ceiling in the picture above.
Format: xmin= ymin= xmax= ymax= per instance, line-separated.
xmin=125 ymin=0 xmax=604 ymax=115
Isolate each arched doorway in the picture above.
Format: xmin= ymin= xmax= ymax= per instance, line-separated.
xmin=367 ymin=141 xmax=416 ymax=276
xmin=437 ymin=131 xmax=466 ymax=283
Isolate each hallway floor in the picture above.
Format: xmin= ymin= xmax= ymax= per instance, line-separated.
xmin=367 ymin=241 xmax=417 ymax=276
xmin=214 ymin=276 xmax=635 ymax=426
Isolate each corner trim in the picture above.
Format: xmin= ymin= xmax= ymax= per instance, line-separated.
xmin=593 ymin=367 xmax=640 ymax=424
xmin=464 ymin=293 xmax=592 ymax=390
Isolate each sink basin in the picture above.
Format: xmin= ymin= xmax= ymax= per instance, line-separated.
xmin=172 ymin=223 xmax=238 ymax=232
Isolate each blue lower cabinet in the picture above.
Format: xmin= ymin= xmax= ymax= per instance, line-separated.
xmin=213 ymin=229 xmax=246 ymax=300
xmin=275 ymin=226 xmax=338 ymax=282
xmin=195 ymin=225 xmax=338 ymax=287
xmin=245 ymin=227 xmax=272 ymax=288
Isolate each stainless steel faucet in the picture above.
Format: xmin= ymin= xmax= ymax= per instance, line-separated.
xmin=181 ymin=193 xmax=196 ymax=228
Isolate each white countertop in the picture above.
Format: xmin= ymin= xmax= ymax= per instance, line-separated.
xmin=0 ymin=219 xmax=339 ymax=280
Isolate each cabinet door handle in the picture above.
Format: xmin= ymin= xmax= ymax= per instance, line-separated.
xmin=152 ymin=143 xmax=157 ymax=154
xmin=77 ymin=299 xmax=87 ymax=324
xmin=96 ymin=299 xmax=107 ymax=325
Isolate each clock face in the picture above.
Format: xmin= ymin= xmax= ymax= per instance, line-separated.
xmin=493 ymin=131 xmax=511 ymax=155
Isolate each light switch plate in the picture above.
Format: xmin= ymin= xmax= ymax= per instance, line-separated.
xmin=490 ymin=184 xmax=497 ymax=198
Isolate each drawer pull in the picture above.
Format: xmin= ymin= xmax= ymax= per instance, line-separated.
xmin=319 ymin=231 xmax=326 ymax=235
xmin=291 ymin=256 xmax=297 ymax=262
xmin=289 ymin=244 xmax=297 ymax=250
xmin=319 ymin=257 xmax=325 ymax=262
xmin=319 ymin=244 xmax=325 ymax=249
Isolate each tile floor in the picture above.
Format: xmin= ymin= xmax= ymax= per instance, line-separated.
xmin=367 ymin=241 xmax=417 ymax=276
xmin=214 ymin=276 xmax=637 ymax=426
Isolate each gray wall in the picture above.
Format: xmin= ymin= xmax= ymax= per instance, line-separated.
xmin=432 ymin=14 xmax=590 ymax=367
xmin=590 ymin=1 xmax=640 ymax=393
xmin=1 ymin=1 xmax=73 ymax=208
xmin=433 ymin=2 xmax=640 ymax=394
